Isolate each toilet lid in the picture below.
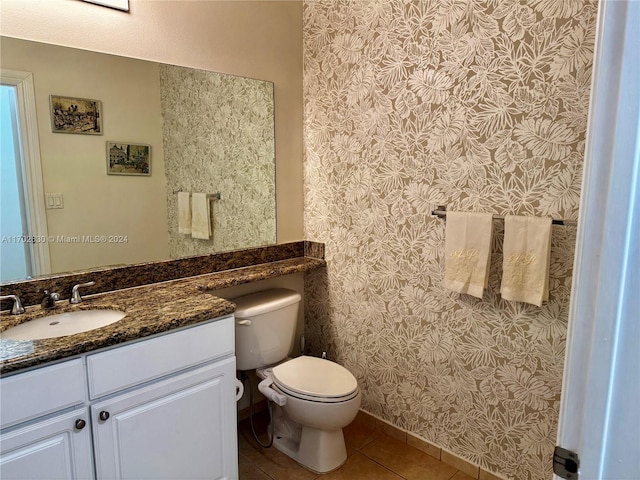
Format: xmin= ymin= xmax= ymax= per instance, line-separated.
xmin=272 ymin=356 xmax=358 ymax=402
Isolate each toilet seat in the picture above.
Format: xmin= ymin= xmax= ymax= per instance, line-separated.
xmin=272 ymin=356 xmax=359 ymax=404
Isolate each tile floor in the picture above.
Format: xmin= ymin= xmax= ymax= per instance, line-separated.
xmin=238 ymin=410 xmax=476 ymax=480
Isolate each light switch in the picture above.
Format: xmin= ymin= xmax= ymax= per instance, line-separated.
xmin=45 ymin=193 xmax=64 ymax=209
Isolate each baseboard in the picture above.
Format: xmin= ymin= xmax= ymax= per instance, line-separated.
xmin=358 ymin=409 xmax=508 ymax=480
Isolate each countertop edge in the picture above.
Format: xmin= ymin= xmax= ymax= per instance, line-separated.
xmin=1 ymin=256 xmax=326 ymax=375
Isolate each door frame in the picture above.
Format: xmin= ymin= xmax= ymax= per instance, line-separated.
xmin=555 ymin=1 xmax=639 ymax=477
xmin=1 ymin=69 xmax=51 ymax=277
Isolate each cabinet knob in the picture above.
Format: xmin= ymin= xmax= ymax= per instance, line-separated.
xmin=75 ymin=419 xmax=86 ymax=430
xmin=99 ymin=411 xmax=110 ymax=421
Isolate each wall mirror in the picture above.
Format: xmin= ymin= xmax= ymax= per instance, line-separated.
xmin=0 ymin=36 xmax=276 ymax=284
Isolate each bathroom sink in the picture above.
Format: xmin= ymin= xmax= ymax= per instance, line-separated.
xmin=1 ymin=310 xmax=126 ymax=341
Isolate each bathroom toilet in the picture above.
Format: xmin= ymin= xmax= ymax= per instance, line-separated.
xmin=233 ymin=288 xmax=361 ymax=473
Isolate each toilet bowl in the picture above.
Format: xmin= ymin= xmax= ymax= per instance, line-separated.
xmin=257 ymin=356 xmax=361 ymax=473
xmin=232 ymin=288 xmax=361 ymax=473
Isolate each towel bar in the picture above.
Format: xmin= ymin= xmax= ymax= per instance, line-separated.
xmin=431 ymin=206 xmax=577 ymax=226
xmin=173 ymin=191 xmax=222 ymax=201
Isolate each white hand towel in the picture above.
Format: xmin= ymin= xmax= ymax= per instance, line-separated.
xmin=177 ymin=192 xmax=192 ymax=235
xmin=500 ymin=215 xmax=552 ymax=307
xmin=191 ymin=193 xmax=212 ymax=240
xmin=444 ymin=212 xmax=494 ymax=299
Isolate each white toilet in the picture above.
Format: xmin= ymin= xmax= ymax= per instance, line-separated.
xmin=233 ymin=288 xmax=361 ymax=473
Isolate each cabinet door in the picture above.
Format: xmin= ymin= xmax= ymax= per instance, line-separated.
xmin=91 ymin=357 xmax=238 ymax=480
xmin=0 ymin=407 xmax=93 ymax=480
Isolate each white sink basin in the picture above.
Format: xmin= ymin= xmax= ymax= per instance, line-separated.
xmin=1 ymin=310 xmax=126 ymax=341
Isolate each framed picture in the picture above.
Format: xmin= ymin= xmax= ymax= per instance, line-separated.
xmin=107 ymin=141 xmax=151 ymax=176
xmin=50 ymin=95 xmax=102 ymax=135
xmin=81 ymin=0 xmax=129 ymax=12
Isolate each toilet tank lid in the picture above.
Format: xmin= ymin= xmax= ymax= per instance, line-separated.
xmin=232 ymin=288 xmax=301 ymax=319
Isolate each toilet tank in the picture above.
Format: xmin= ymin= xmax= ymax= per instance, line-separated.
xmin=232 ymin=288 xmax=301 ymax=371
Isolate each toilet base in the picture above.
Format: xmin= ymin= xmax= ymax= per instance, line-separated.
xmin=271 ymin=406 xmax=348 ymax=473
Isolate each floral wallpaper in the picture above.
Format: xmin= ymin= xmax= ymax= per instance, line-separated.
xmin=302 ymin=1 xmax=597 ymax=479
xmin=160 ymin=64 xmax=276 ymax=257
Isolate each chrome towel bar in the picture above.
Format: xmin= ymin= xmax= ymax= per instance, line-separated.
xmin=431 ymin=206 xmax=577 ymax=226
xmin=173 ymin=191 xmax=222 ymax=201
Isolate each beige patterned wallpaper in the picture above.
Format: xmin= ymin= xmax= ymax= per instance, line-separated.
xmin=160 ymin=64 xmax=276 ymax=257
xmin=302 ymin=1 xmax=597 ymax=479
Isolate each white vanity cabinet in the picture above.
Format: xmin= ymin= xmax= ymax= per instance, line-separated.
xmin=91 ymin=358 xmax=236 ymax=480
xmin=0 ymin=359 xmax=92 ymax=480
xmin=0 ymin=315 xmax=238 ymax=480
xmin=0 ymin=407 xmax=93 ymax=480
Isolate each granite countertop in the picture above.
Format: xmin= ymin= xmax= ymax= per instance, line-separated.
xmin=0 ymin=256 xmax=325 ymax=375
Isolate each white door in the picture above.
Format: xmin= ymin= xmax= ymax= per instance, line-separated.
xmin=0 ymin=407 xmax=94 ymax=480
xmin=555 ymin=1 xmax=640 ymax=479
xmin=91 ymin=358 xmax=238 ymax=480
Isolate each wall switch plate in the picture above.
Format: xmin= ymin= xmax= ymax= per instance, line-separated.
xmin=46 ymin=193 xmax=64 ymax=209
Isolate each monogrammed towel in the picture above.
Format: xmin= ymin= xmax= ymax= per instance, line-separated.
xmin=444 ymin=212 xmax=494 ymax=298
xmin=177 ymin=192 xmax=192 ymax=235
xmin=500 ymin=215 xmax=552 ymax=307
xmin=191 ymin=193 xmax=212 ymax=240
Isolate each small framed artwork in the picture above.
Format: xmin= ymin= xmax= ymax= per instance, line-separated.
xmin=81 ymin=0 xmax=129 ymax=12
xmin=50 ymin=95 xmax=102 ymax=135
xmin=107 ymin=141 xmax=151 ymax=176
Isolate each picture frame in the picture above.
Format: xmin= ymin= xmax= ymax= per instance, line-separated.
xmin=106 ymin=141 xmax=151 ymax=176
xmin=50 ymin=95 xmax=103 ymax=135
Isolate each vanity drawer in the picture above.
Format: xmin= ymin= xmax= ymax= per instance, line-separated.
xmin=0 ymin=358 xmax=86 ymax=429
xmin=86 ymin=316 xmax=234 ymax=399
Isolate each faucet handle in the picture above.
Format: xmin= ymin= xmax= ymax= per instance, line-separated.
xmin=43 ymin=289 xmax=60 ymax=300
xmin=70 ymin=281 xmax=96 ymax=304
xmin=41 ymin=290 xmax=60 ymax=310
xmin=0 ymin=295 xmax=26 ymax=315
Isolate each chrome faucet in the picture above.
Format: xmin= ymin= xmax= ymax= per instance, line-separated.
xmin=41 ymin=290 xmax=60 ymax=310
xmin=0 ymin=295 xmax=25 ymax=315
xmin=70 ymin=281 xmax=96 ymax=304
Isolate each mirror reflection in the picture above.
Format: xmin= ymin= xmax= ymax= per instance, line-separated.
xmin=0 ymin=36 xmax=276 ymax=283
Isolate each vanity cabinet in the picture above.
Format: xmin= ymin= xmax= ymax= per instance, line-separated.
xmin=0 ymin=359 xmax=92 ymax=480
xmin=91 ymin=358 xmax=236 ymax=480
xmin=0 ymin=316 xmax=238 ymax=480
xmin=0 ymin=407 xmax=93 ymax=479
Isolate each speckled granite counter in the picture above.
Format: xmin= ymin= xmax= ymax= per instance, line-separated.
xmin=1 ymin=241 xmax=324 ymax=310
xmin=1 ymin=256 xmax=325 ymax=375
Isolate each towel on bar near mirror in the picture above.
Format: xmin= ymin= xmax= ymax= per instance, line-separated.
xmin=444 ymin=212 xmax=493 ymax=299
xmin=500 ymin=215 xmax=552 ymax=307
xmin=177 ymin=192 xmax=192 ymax=235
xmin=191 ymin=193 xmax=212 ymax=240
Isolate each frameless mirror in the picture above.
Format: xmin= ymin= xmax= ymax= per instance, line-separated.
xmin=0 ymin=36 xmax=276 ymax=283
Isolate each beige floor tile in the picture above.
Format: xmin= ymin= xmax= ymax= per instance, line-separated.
xmin=407 ymin=432 xmax=441 ymax=460
xmin=239 ymin=454 xmax=273 ymax=480
xmin=322 ymin=452 xmax=404 ymax=480
xmin=354 ymin=410 xmax=378 ymax=429
xmin=238 ymin=425 xmax=318 ymax=480
xmin=479 ymin=469 xmax=507 ymax=480
xmin=440 ymin=450 xmax=479 ymax=478
xmin=376 ymin=419 xmax=407 ymax=442
xmin=451 ymin=472 xmax=478 ymax=480
xmin=361 ymin=434 xmax=459 ymax=480
xmin=238 ymin=410 xmax=475 ymax=480
xmin=343 ymin=411 xmax=381 ymax=455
